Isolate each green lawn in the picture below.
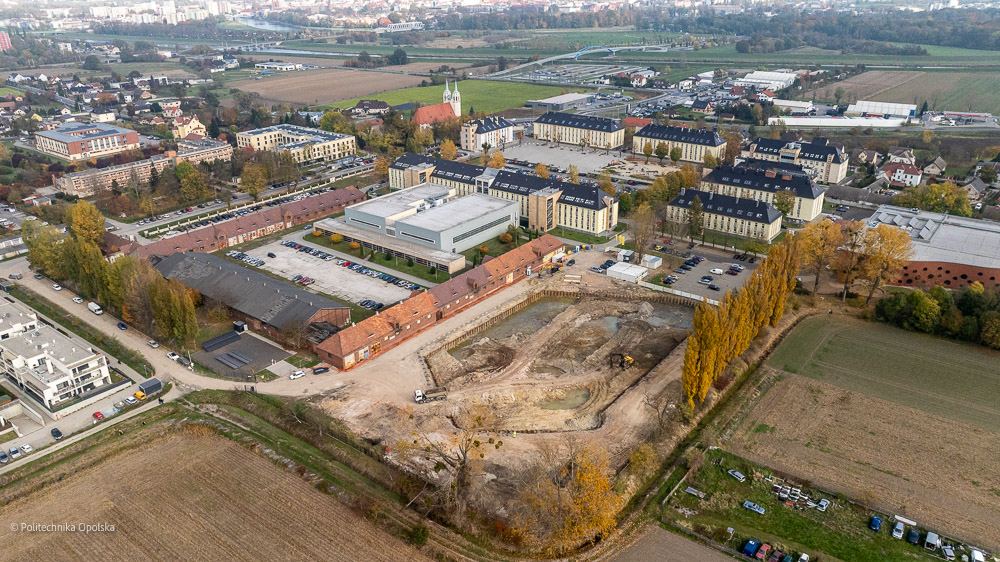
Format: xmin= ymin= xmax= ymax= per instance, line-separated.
xmin=303 ymin=232 xmax=446 ymax=284
xmin=766 ymin=315 xmax=1000 ymax=432
xmin=665 ymin=448 xmax=938 ymax=562
xmin=459 ymin=235 xmax=520 ymax=263
xmin=326 ymin=80 xmax=589 ymax=114
xmin=548 ymin=226 xmax=610 ymax=245
xmin=0 ymin=86 xmax=23 ymax=97
xmin=869 ymin=71 xmax=1000 ymax=116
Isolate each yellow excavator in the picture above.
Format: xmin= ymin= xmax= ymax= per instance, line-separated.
xmin=610 ymin=353 xmax=634 ymax=370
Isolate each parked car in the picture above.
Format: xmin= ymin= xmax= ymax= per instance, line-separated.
xmin=134 ymin=391 xmax=147 ymax=401
xmin=117 ymin=321 xmax=127 ymax=330
xmin=125 ymin=396 xmax=138 ymax=406
xmin=147 ymin=340 xmax=159 ymax=348
xmin=710 ymin=268 xmax=724 ymax=275
xmin=0 ymin=450 xmax=7 ymax=463
xmin=52 ymin=284 xmax=62 ymax=291
xmin=698 ymin=276 xmax=713 ymax=285
xmin=93 ymin=412 xmax=104 ymax=421
xmin=728 ymin=469 xmax=746 ymax=482
xmin=20 ymin=443 xmax=32 ymax=454
xmin=906 ymin=528 xmax=920 ymax=545
xmin=72 ymin=297 xmax=84 ymax=304
xmin=708 ymin=284 xmax=721 ymax=291
xmin=755 ymin=543 xmax=771 ymax=560
xmin=743 ymin=501 xmax=765 ymax=515
xmin=798 ymin=555 xmax=810 ymax=562
xmin=869 ymin=516 xmax=882 ymax=531
xmin=742 ymin=539 xmax=761 ymax=557
xmin=892 ymin=522 xmax=904 ymax=539
xmin=312 ymin=367 xmax=330 ymax=374
xmin=267 ymin=252 xmax=276 ymax=258
xmin=51 ymin=427 xmax=63 ymax=440
xmin=289 ymin=370 xmax=305 ymax=380
xmin=769 ymin=551 xmax=783 ymax=562
xmin=9 ymin=447 xmax=21 ymax=459
xmin=817 ymin=498 xmax=830 ymax=512
xmin=166 ymin=351 xmax=180 ymax=361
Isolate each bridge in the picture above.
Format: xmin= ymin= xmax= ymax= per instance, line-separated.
xmin=492 ymin=44 xmax=676 ymax=76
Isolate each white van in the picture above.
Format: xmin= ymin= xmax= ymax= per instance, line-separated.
xmin=87 ymin=302 xmax=103 ymax=315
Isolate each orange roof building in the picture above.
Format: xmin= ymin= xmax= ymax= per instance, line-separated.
xmin=412 ymin=80 xmax=462 ymax=128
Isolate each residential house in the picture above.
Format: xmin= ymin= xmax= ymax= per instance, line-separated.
xmin=171 ymin=114 xmax=206 ymax=140
xmin=886 ymin=147 xmax=916 ymax=165
xmin=691 ymin=100 xmax=714 ymax=114
xmin=923 ymin=157 xmax=947 ymax=176
xmin=963 ymin=177 xmax=988 ymax=200
xmin=878 ymin=162 xmax=922 ymax=188
xmin=352 ymin=99 xmax=390 ymax=116
xmin=850 ymin=148 xmax=882 ymax=167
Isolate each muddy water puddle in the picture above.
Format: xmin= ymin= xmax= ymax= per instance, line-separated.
xmin=538 ymin=388 xmax=591 ymax=410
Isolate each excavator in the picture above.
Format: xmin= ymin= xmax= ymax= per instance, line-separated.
xmin=609 ymin=353 xmax=634 ymax=370
xmin=540 ymin=262 xmax=563 ymax=276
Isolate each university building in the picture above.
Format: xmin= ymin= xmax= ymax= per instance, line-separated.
xmin=700 ymin=162 xmax=825 ymax=222
xmin=34 ymin=122 xmax=140 ymax=161
xmin=532 ymin=112 xmax=624 ymax=149
xmin=389 ymin=153 xmax=619 ymax=237
xmin=236 ymin=124 xmax=356 ymax=164
xmin=632 ymin=124 xmax=727 ymax=164
xmin=666 ymin=188 xmax=783 ymax=242
xmin=54 ymin=139 xmax=233 ymax=197
xmin=739 ymin=137 xmax=848 ymax=184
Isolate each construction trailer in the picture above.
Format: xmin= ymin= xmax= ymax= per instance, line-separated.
xmin=641 ymin=255 xmax=662 ymax=270
xmin=606 ymin=262 xmax=648 ymax=283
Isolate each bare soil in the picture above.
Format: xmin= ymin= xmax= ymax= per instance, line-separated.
xmin=729 ymin=371 xmax=1000 ymax=550
xmin=229 ymin=68 xmax=426 ymax=105
xmin=0 ymin=434 xmax=430 ymax=561
xmin=804 ymin=70 xmax=925 ymax=102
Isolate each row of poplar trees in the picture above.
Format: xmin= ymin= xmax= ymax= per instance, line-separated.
xmin=682 ymin=234 xmax=801 ymax=407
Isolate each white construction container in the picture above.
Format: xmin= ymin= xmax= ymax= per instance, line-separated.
xmin=606 ymin=262 xmax=648 ymax=283
xmin=641 ymin=255 xmax=662 ymax=270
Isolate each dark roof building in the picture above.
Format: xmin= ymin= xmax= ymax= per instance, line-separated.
xmin=534 ymin=112 xmax=623 ymax=133
xmin=743 ymin=137 xmax=845 ymax=163
xmin=667 ymin=188 xmax=782 ymax=241
xmin=701 ymin=163 xmax=825 ymax=221
xmin=467 ymin=116 xmax=514 ymax=135
xmin=634 ymin=124 xmax=725 ymax=147
xmin=154 ymin=252 xmax=350 ymax=337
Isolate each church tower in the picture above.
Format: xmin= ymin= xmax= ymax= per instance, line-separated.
xmin=449 ymin=80 xmax=461 ymax=116
xmin=443 ymin=80 xmax=451 ymax=105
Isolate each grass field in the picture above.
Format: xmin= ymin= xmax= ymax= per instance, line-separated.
xmin=326 ymin=80 xmax=586 ymax=113
xmin=870 ymin=71 xmax=1000 ymax=115
xmin=666 ymin=449 xmax=939 ymax=562
xmin=0 ymin=86 xmax=23 ymax=97
xmin=766 ymin=315 xmax=1000 ymax=432
xmin=230 ymin=68 xmax=426 ymax=106
xmin=509 ymin=28 xmax=681 ymax=51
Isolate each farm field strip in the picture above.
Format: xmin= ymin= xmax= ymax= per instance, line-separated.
xmin=768 ymin=316 xmax=1000 ymax=432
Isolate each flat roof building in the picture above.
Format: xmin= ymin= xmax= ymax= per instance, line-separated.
xmin=236 ymin=124 xmax=356 ymax=164
xmin=734 ymin=71 xmax=797 ymax=91
xmin=632 ymin=124 xmax=727 ymax=164
xmin=34 ymin=122 xmax=140 ymax=161
xmin=343 ymin=182 xmax=519 ymax=254
xmin=846 ymin=100 xmax=917 ymax=120
xmin=525 ymin=92 xmax=595 ymax=111
xmin=868 ymin=205 xmax=1000 ymax=289
xmin=389 ymin=153 xmax=619 ymax=237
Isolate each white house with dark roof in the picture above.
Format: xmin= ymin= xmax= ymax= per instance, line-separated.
xmin=460 ymin=116 xmax=515 ymax=152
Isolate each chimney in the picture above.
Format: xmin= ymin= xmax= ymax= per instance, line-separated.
xmin=765 ymin=170 xmax=776 ymax=178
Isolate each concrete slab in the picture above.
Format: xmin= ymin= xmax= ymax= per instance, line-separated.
xmin=192 ymin=333 xmax=290 ymax=380
xmin=247 ymin=240 xmax=414 ymax=305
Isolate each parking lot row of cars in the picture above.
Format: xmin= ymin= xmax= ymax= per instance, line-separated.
xmin=226 ymin=250 xmax=265 ymax=267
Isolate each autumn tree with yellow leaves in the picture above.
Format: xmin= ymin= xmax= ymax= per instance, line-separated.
xmin=681 ymin=234 xmax=801 ymax=407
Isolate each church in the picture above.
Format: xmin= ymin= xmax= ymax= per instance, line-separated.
xmin=411 ymin=80 xmax=462 ymax=128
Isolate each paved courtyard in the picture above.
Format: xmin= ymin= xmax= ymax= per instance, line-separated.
xmin=247 ymin=241 xmax=414 ymax=305
xmin=501 ymin=139 xmax=680 ymax=178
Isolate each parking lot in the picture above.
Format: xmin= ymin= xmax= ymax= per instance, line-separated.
xmin=246 ymin=241 xmax=414 ymax=305
xmin=656 ymin=248 xmax=759 ymax=297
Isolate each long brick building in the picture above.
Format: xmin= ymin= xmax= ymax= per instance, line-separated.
xmin=315 ymin=234 xmax=564 ymax=369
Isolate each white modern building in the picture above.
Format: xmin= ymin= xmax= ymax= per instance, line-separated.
xmin=845 ymin=100 xmax=917 ymax=120
xmin=460 ymin=116 xmax=515 ymax=152
xmin=0 ymin=310 xmax=112 ymax=411
xmin=734 ymin=71 xmax=797 ymax=91
xmin=342 ymin=182 xmax=519 ymax=254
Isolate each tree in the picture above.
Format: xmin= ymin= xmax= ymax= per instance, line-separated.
xmin=535 ymin=163 xmax=550 ymax=179
xmin=669 ymin=146 xmax=682 ymax=164
xmin=862 ymin=223 xmax=913 ymax=304
xmin=922 ymin=129 xmax=934 ymax=144
xmin=481 ymin=142 xmax=491 ymax=158
xmin=516 ymin=130 xmax=524 ymax=145
xmin=773 ymin=189 xmax=796 ymax=217
xmin=180 ymin=169 xmax=208 ymax=201
xmin=349 ymin=241 xmax=361 ymax=254
xmin=703 ymin=152 xmax=718 ymax=169
xmin=631 ymin=203 xmax=656 ymax=264
xmin=978 ymin=166 xmax=997 ymax=184
xmin=67 ymin=201 xmax=106 ymax=246
xmin=568 ymin=165 xmax=579 ymax=184
xmin=598 ymin=172 xmax=615 ymax=197
xmin=174 ymin=161 xmax=196 ymax=182
xmin=654 ymin=142 xmax=668 ymax=164
xmin=642 ymin=141 xmax=653 ymax=163
xmin=489 ymin=151 xmax=506 ymax=169
xmin=440 ymin=139 xmax=457 ymax=161
xmin=618 ymin=192 xmax=632 ymax=214
xmin=835 ymin=220 xmax=867 ymax=301
xmin=387 ymin=48 xmax=409 ymax=66
xmin=240 ymin=163 xmax=266 ymax=201
xmin=82 ymin=55 xmax=102 ymax=70
xmin=688 ymin=194 xmax=704 ymax=238
xmin=374 ymin=156 xmax=391 ymax=179
xmin=799 ymin=220 xmax=845 ymax=294
xmin=980 ymin=311 xmax=1000 ymax=349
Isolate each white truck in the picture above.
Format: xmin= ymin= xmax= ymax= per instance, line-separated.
xmin=87 ymin=302 xmax=103 ymax=315
xmin=414 ymin=386 xmax=446 ymax=404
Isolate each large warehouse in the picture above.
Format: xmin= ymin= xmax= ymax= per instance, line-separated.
xmin=845 ymin=100 xmax=917 ymax=120
xmin=34 ymin=122 xmax=140 ymax=161
xmin=341 ymin=182 xmax=519 ymax=254
xmin=154 ymin=252 xmax=351 ymax=340
xmin=734 ymin=71 xmax=797 ymax=91
xmin=868 ymin=205 xmax=1000 ymax=289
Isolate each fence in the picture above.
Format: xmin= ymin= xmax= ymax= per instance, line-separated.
xmin=638 ymin=280 xmax=719 ymax=306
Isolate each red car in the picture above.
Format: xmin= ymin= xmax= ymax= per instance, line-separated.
xmin=92 ymin=412 xmax=105 ymax=421
xmin=755 ymin=544 xmax=771 ymax=560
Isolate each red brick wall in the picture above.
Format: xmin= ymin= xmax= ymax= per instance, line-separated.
xmin=894 ymin=261 xmax=1000 ymax=289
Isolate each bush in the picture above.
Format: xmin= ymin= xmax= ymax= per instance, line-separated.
xmin=409 ymin=523 xmax=429 ymax=546
xmin=330 ymin=233 xmax=343 ymax=244
xmin=383 ymin=252 xmax=392 ymax=261
xmin=407 ymin=257 xmax=414 ymax=267
xmin=498 ymin=232 xmax=513 ymax=244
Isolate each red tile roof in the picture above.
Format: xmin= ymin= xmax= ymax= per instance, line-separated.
xmin=317 ymin=292 xmax=437 ymax=358
xmin=412 ymin=102 xmax=457 ymax=125
xmin=623 ymin=116 xmax=652 ymax=128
